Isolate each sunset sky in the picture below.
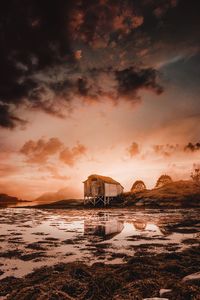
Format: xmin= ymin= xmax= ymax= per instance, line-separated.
xmin=0 ymin=0 xmax=200 ymax=200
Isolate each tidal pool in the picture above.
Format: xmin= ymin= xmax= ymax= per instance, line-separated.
xmin=0 ymin=208 xmax=199 ymax=279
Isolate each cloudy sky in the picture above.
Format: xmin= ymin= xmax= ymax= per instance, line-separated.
xmin=0 ymin=0 xmax=200 ymax=199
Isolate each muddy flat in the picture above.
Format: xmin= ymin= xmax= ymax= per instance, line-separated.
xmin=0 ymin=208 xmax=199 ymax=299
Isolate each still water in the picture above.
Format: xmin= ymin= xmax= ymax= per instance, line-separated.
xmin=0 ymin=208 xmax=199 ymax=278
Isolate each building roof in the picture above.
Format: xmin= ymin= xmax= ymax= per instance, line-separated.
xmin=83 ymin=174 xmax=123 ymax=187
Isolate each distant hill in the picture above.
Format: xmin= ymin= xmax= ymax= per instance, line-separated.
xmin=34 ymin=187 xmax=81 ymax=205
xmin=34 ymin=199 xmax=83 ymax=209
xmin=124 ymin=180 xmax=200 ymax=208
xmin=0 ymin=194 xmax=24 ymax=204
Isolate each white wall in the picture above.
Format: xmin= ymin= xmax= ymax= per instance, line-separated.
xmin=105 ymin=183 xmax=123 ymax=197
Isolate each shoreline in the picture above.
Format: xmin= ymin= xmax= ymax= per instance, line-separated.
xmin=11 ymin=180 xmax=200 ymax=209
xmin=3 ymin=201 xmax=200 ymax=210
xmin=1 ymin=180 xmax=200 ymax=210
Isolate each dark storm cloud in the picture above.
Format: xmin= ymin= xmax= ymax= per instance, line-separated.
xmin=0 ymin=0 xmax=199 ymax=128
xmin=29 ymin=64 xmax=163 ymax=106
xmin=127 ymin=141 xmax=200 ymax=160
xmin=152 ymin=142 xmax=200 ymax=157
xmin=152 ymin=144 xmax=180 ymax=157
xmin=0 ymin=0 xmax=74 ymax=127
xmin=0 ymin=104 xmax=26 ymax=129
xmin=115 ymin=67 xmax=163 ymax=99
xmin=184 ymin=142 xmax=200 ymax=152
xmin=68 ymin=0 xmax=144 ymax=48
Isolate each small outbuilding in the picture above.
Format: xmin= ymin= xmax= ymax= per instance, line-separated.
xmin=131 ymin=180 xmax=146 ymax=193
xmin=83 ymin=174 xmax=124 ymax=206
xmin=155 ymin=174 xmax=172 ymax=189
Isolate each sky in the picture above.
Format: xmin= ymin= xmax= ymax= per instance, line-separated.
xmin=0 ymin=0 xmax=200 ymax=200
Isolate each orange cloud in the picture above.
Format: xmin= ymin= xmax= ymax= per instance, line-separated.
xmin=20 ymin=138 xmax=87 ymax=167
xmin=74 ymin=50 xmax=82 ymax=60
xmin=59 ymin=143 xmax=87 ymax=166
xmin=20 ymin=137 xmax=63 ymax=164
xmin=113 ymin=13 xmax=143 ymax=34
xmin=127 ymin=142 xmax=140 ymax=157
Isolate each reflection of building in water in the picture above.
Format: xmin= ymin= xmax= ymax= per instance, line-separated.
xmin=84 ymin=213 xmax=171 ymax=240
xmin=133 ymin=221 xmax=147 ymax=230
xmin=84 ymin=218 xmax=124 ymax=239
xmin=132 ymin=219 xmax=168 ymax=235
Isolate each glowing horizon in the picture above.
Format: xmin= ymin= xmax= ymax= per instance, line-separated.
xmin=0 ymin=0 xmax=199 ymax=200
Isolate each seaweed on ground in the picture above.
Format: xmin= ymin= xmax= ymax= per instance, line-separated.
xmin=0 ymin=246 xmax=200 ymax=300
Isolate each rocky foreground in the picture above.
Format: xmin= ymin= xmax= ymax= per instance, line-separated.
xmin=0 ymin=197 xmax=199 ymax=299
xmin=0 ymin=246 xmax=199 ymax=300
